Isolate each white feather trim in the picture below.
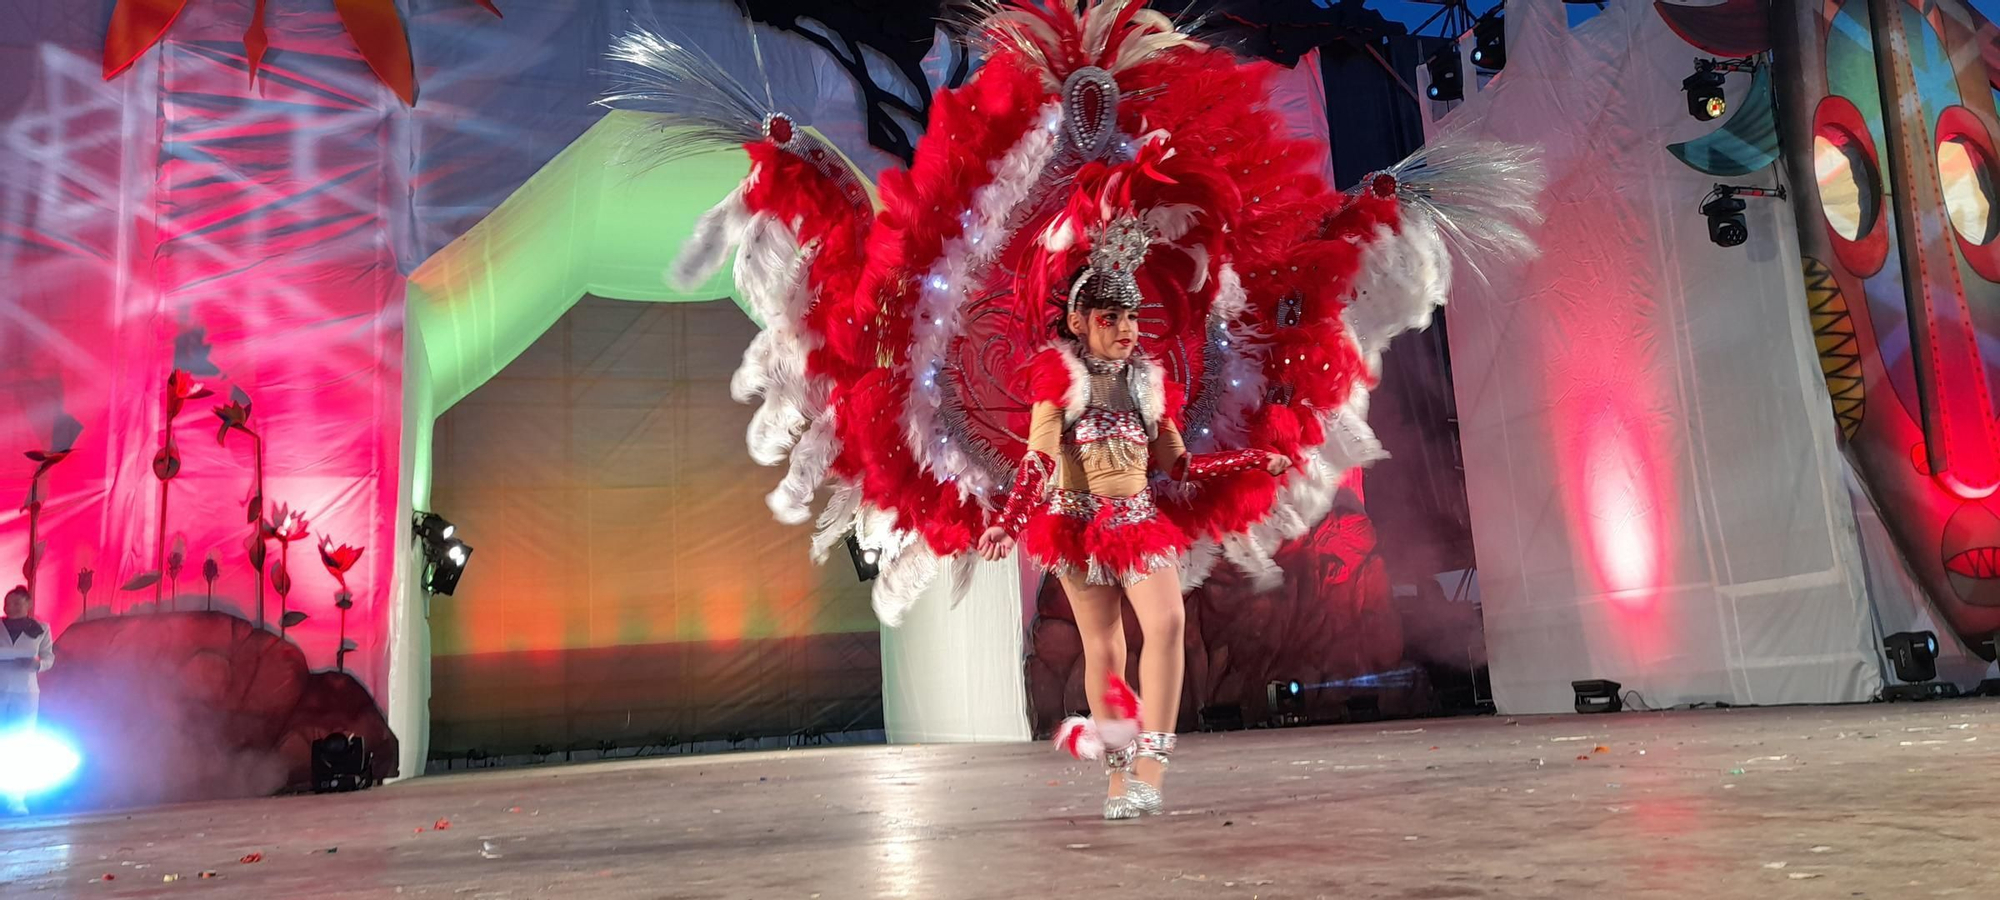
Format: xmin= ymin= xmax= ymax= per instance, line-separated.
xmin=1185 ymin=245 xmax=1211 ymax=292
xmin=1113 ymin=29 xmax=1191 ymax=74
xmin=1043 ymin=218 xmax=1077 ymax=252
xmin=1054 ymin=716 xmax=1103 ymax=760
xmin=903 ymin=102 xmax=1066 ymax=501
xmin=731 ymin=329 xmax=773 ymax=403
xmin=1221 ymin=534 xmax=1284 ymax=592
xmin=732 ymin=216 xmax=808 ymax=323
xmin=1054 ymin=341 xmax=1091 ymax=426
xmin=1179 ymin=538 xmax=1223 ymax=590
xmin=768 ymin=413 xmax=841 ymax=524
xmin=670 ymin=178 xmax=753 ymax=292
xmin=1319 ymin=390 xmax=1387 ymax=473
xmin=1081 ymin=0 xmax=1142 ymax=61
xmin=1210 ymin=264 xmax=1247 ymax=323
xmin=1189 ymin=189 xmax=1482 ymax=590
xmin=1096 ymin=718 xmax=1139 ymax=751
xmin=1205 ymin=331 xmax=1266 ymax=451
xmin=811 ymin=481 xmax=861 ymax=564
xmin=1344 ymin=221 xmax=1450 ymax=376
xmin=1142 ymin=202 xmax=1202 ymax=244
xmin=872 ymin=538 xmax=938 ymax=628
xmin=1201 ymin=386 xmax=1389 ymax=590
xmin=1135 ymin=354 xmax=1168 ymax=435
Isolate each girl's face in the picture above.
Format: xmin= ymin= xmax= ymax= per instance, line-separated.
xmin=1069 ymin=306 xmax=1141 ymax=360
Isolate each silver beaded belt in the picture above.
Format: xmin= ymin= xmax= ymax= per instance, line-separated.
xmin=1051 ymin=488 xmax=1158 ymax=528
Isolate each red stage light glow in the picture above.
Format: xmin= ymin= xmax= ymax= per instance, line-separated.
xmin=1580 ymin=418 xmax=1665 ymax=608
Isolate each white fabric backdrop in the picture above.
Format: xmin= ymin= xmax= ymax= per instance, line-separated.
xmin=1431 ymin=0 xmax=1881 ymax=712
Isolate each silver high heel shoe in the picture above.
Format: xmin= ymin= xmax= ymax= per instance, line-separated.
xmin=1120 ymin=731 xmax=1175 ymax=816
xmin=1100 ymin=740 xmax=1141 ymax=820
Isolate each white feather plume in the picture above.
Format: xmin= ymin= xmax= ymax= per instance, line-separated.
xmin=768 ymin=413 xmax=841 ymax=524
xmin=811 ymin=482 xmax=861 ymax=564
xmin=873 ymin=540 xmax=939 ymax=628
xmin=671 ymin=179 xmax=753 ymax=292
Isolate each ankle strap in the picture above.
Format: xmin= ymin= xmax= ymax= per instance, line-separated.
xmin=1136 ymin=731 xmax=1176 ymax=760
xmin=1103 ymin=741 xmax=1137 ymax=770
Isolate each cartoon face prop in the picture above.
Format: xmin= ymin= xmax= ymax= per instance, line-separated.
xmin=1665 ymin=0 xmax=2000 ymax=654
xmin=1771 ymin=0 xmax=2000 ymax=651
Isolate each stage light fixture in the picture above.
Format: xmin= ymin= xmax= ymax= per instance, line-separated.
xmin=1425 ymin=46 xmax=1463 ymax=102
xmin=1266 ymin=679 xmax=1306 ymax=726
xmin=311 ymin=732 xmax=375 ymax=793
xmin=1469 ymin=9 xmax=1505 ymax=71
xmin=845 ymin=532 xmax=880 ymax=582
xmin=1700 ymin=183 xmax=1786 ymax=248
xmin=1702 ymin=192 xmax=1747 ymax=246
xmin=413 ymin=510 xmax=473 ymax=595
xmin=1683 ymin=67 xmax=1726 ymax=121
xmin=1883 ymin=631 xmax=1940 ymax=684
xmin=1572 ymin=678 xmax=1623 ymax=714
xmin=427 ymin=538 xmax=473 ymax=596
xmin=414 ymin=511 xmax=456 ymax=547
xmin=1682 ymin=56 xmax=1760 ymax=122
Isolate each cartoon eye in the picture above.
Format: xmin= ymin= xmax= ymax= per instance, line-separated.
xmin=1933 ymin=106 xmax=2000 ymax=282
xmin=1814 ymin=128 xmax=1878 ymax=242
xmin=1811 ymin=97 xmax=1889 ymax=278
xmin=1938 ymin=134 xmax=1997 ymax=245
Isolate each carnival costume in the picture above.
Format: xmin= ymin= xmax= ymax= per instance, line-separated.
xmin=602 ymin=0 xmax=1542 ymax=818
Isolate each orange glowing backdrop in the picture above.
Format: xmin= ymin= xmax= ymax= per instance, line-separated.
xmin=426 ymin=298 xmax=881 ymax=756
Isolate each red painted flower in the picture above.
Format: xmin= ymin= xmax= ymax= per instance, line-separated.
xmin=165 ymin=369 xmax=214 ymax=419
xmin=319 ymin=537 xmax=364 ymax=589
xmin=263 ymin=503 xmax=309 ymax=544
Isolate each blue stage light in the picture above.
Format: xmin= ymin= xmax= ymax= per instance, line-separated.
xmin=0 ymin=727 xmax=83 ymax=797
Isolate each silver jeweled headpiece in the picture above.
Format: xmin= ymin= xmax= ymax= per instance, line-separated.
xmin=1067 ymin=215 xmax=1155 ymax=317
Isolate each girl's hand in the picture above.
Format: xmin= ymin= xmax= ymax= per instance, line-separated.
xmin=975 ymin=525 xmax=1016 ymax=562
xmin=1264 ymin=452 xmax=1292 ymax=476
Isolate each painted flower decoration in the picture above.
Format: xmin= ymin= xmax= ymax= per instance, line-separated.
xmin=263 ymin=503 xmax=310 ymax=544
xmin=214 ymin=399 xmax=253 ymax=444
xmin=103 ymin=0 xmax=504 ymax=107
xmin=165 ymin=369 xmax=214 ymax=419
xmin=318 ymin=537 xmax=364 ymax=590
xmin=23 ymin=449 xmax=72 ymax=478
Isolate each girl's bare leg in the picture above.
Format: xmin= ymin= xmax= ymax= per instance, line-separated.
xmin=1122 ymin=565 xmax=1186 ymax=790
xmin=1061 ymin=575 xmax=1129 ymax=799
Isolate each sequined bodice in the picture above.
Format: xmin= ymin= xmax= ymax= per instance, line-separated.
xmin=1070 ymin=355 xmax=1147 ymax=469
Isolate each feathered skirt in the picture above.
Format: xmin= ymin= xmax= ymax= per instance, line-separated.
xmin=1021 ymin=488 xmax=1188 ymax=586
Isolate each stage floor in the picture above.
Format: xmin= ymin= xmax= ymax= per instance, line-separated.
xmin=6 ymin=702 xmax=2000 ymax=899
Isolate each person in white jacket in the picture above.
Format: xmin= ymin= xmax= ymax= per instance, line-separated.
xmin=1 ymin=585 xmax=53 ymax=815
xmin=0 ymin=586 xmax=51 ymax=725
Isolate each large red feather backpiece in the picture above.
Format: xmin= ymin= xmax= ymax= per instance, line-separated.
xmin=602 ymin=0 xmax=1543 ymax=624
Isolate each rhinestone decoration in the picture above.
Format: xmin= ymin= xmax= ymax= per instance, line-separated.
xmin=1070 ymin=215 xmax=1154 ymax=316
xmin=1062 ymin=67 xmax=1120 ymax=162
xmin=1179 ymin=318 xmax=1228 ymax=443
xmin=1276 ymin=290 xmax=1304 ymax=328
xmin=766 ymin=113 xmax=871 ymax=209
xmin=1049 ymin=488 xmax=1159 ymax=529
xmin=1072 ymin=407 xmax=1149 ymax=470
